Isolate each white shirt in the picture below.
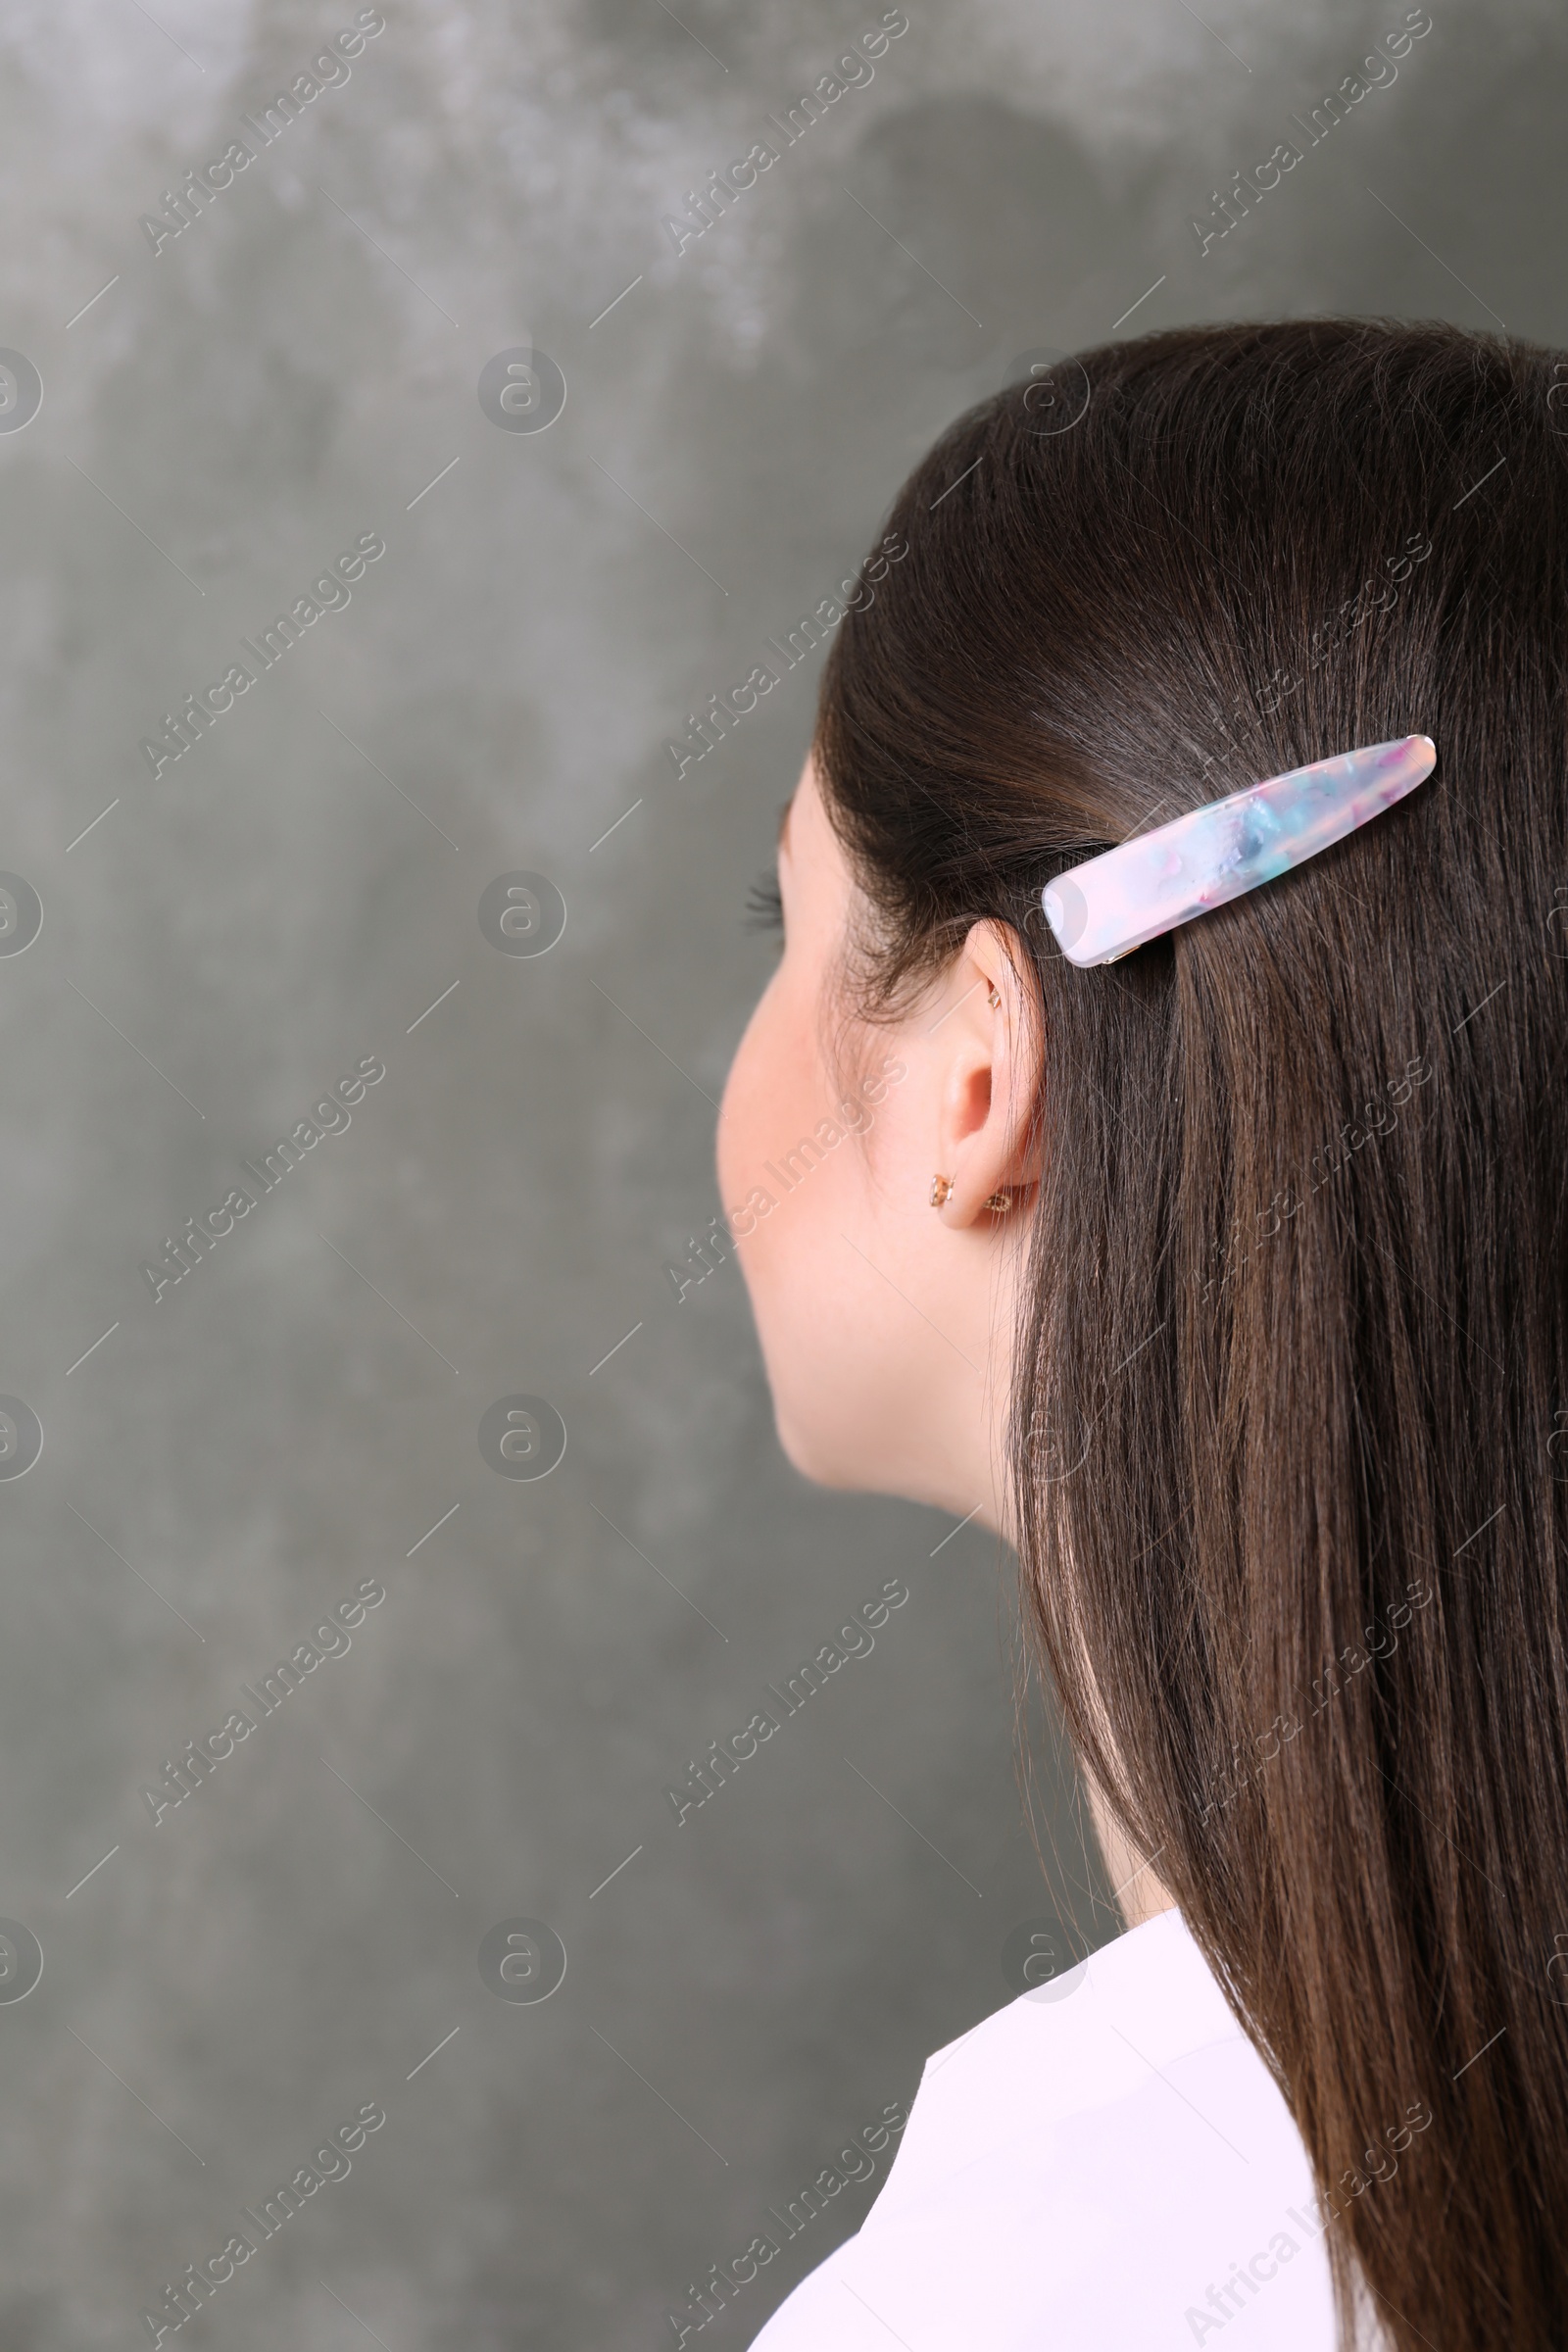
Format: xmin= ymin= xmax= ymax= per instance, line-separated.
xmin=748 ymin=1905 xmax=1343 ymax=2350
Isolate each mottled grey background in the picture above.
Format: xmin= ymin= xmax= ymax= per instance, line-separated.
xmin=0 ymin=0 xmax=1561 ymax=2344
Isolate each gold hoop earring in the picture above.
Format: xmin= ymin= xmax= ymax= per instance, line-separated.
xmin=929 ymin=1174 xmax=954 ymax=1208
xmin=985 ymin=1190 xmax=1013 ymax=1212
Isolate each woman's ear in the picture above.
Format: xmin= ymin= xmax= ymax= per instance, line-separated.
xmin=929 ymin=920 xmax=1044 ymax=1229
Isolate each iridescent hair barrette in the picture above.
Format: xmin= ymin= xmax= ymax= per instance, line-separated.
xmin=1041 ymin=734 xmax=1437 ymax=968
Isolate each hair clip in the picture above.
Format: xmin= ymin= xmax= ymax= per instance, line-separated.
xmin=1041 ymin=734 xmax=1437 ymax=968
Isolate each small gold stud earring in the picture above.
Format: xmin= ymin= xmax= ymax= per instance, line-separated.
xmin=987 ymin=984 xmax=1002 ymax=1009
xmin=929 ymin=1174 xmax=954 ymax=1208
xmin=985 ymin=1190 xmax=1013 ymax=1212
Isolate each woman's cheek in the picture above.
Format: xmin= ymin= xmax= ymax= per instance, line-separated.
xmin=718 ymin=964 xmax=814 ymax=1205
xmin=716 ymin=993 xmax=771 ymax=1206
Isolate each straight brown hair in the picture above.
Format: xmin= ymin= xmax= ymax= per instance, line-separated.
xmin=812 ymin=318 xmax=1568 ymax=2348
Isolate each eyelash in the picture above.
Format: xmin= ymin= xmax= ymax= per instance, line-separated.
xmin=745 ymin=868 xmax=784 ymax=935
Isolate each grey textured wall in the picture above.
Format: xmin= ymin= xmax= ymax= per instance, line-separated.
xmin=0 ymin=1 xmax=1562 ymax=2345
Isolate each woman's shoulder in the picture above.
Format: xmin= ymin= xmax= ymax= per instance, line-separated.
xmin=746 ymin=1907 xmax=1341 ymax=2351
xmin=891 ymin=1904 xmax=1240 ymax=2174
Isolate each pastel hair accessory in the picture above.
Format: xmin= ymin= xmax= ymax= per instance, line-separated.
xmin=1041 ymin=734 xmax=1437 ymax=968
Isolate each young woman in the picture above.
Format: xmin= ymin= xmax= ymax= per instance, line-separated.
xmin=716 ymin=318 xmax=1568 ymax=2349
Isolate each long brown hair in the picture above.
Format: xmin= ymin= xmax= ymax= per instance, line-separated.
xmin=811 ymin=318 xmax=1568 ymax=2348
